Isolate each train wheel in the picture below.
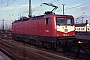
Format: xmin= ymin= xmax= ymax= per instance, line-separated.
xmin=41 ymin=42 xmax=44 ymax=48
xmin=12 ymin=37 xmax=17 ymax=41
xmin=56 ymin=42 xmax=63 ymax=51
xmin=41 ymin=42 xmax=47 ymax=48
xmin=63 ymin=41 xmax=71 ymax=52
xmin=38 ymin=42 xmax=42 ymax=48
xmin=63 ymin=46 xmax=70 ymax=52
xmin=46 ymin=43 xmax=51 ymax=49
xmin=31 ymin=40 xmax=35 ymax=45
xmin=49 ymin=43 xmax=56 ymax=51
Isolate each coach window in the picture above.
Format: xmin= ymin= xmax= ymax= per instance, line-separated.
xmin=83 ymin=28 xmax=84 ymax=30
xmin=45 ymin=18 xmax=50 ymax=26
xmin=88 ymin=28 xmax=89 ymax=30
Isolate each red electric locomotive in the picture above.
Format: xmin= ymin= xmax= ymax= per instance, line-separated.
xmin=12 ymin=3 xmax=77 ymax=51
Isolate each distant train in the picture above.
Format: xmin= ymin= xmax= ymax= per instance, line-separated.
xmin=12 ymin=12 xmax=77 ymax=51
xmin=75 ymin=23 xmax=90 ymax=40
xmin=75 ymin=23 xmax=90 ymax=32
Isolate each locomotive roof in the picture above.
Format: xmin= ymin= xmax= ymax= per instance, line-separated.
xmin=13 ymin=14 xmax=73 ymax=23
xmin=13 ymin=15 xmax=45 ymax=23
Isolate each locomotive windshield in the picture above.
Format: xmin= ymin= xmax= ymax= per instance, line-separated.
xmin=56 ymin=18 xmax=64 ymax=25
xmin=56 ymin=18 xmax=74 ymax=25
xmin=66 ymin=18 xmax=74 ymax=25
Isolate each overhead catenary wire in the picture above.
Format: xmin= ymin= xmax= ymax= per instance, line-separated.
xmin=44 ymin=0 xmax=86 ymax=14
xmin=66 ymin=0 xmax=85 ymax=6
xmin=51 ymin=0 xmax=86 ymax=11
xmin=0 ymin=0 xmax=28 ymax=12
xmin=65 ymin=1 xmax=90 ymax=11
xmin=0 ymin=0 xmax=3 ymax=4
xmin=0 ymin=0 xmax=16 ymax=11
xmin=0 ymin=0 xmax=90 ymax=18
xmin=7 ymin=0 xmax=9 ymax=6
xmin=6 ymin=0 xmax=16 ymax=7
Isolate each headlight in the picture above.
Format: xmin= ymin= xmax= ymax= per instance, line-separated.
xmin=57 ymin=34 xmax=59 ymax=36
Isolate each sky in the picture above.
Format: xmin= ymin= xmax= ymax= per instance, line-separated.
xmin=0 ymin=0 xmax=90 ymax=29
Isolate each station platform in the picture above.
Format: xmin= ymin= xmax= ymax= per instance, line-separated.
xmin=0 ymin=51 xmax=11 ymax=60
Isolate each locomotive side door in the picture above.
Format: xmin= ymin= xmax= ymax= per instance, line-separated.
xmin=42 ymin=17 xmax=53 ymax=40
xmin=38 ymin=17 xmax=54 ymax=42
xmin=38 ymin=19 xmax=43 ymax=40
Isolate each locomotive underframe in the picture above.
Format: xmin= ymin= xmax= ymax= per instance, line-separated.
xmin=12 ymin=33 xmax=77 ymax=51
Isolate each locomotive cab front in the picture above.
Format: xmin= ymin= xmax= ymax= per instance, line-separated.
xmin=55 ymin=15 xmax=75 ymax=37
xmin=54 ymin=15 xmax=76 ymax=51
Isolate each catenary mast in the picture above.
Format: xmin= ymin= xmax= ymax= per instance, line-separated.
xmin=28 ymin=0 xmax=32 ymax=17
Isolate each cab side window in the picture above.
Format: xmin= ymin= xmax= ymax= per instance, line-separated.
xmin=45 ymin=18 xmax=50 ymax=26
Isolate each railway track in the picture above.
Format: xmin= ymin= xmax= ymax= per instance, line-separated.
xmin=0 ymin=39 xmax=52 ymax=60
xmin=0 ymin=38 xmax=74 ymax=60
xmin=0 ymin=38 xmax=89 ymax=60
xmin=0 ymin=32 xmax=90 ymax=60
